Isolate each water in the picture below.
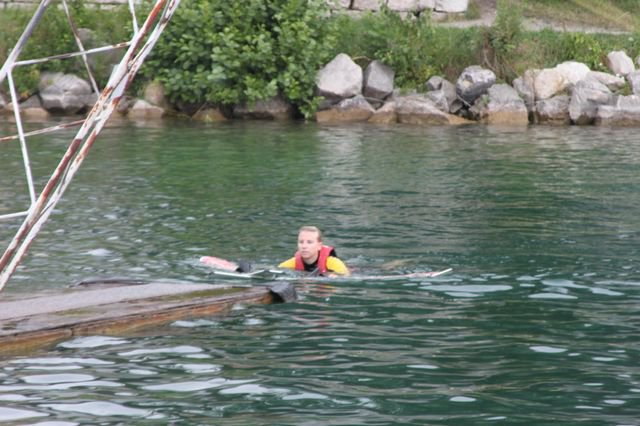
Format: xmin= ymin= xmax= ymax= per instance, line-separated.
xmin=0 ymin=121 xmax=639 ymax=425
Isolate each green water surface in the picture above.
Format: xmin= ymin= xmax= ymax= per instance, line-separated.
xmin=0 ymin=121 xmax=638 ymax=425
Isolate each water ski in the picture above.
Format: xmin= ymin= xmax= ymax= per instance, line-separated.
xmin=200 ymin=256 xmax=451 ymax=281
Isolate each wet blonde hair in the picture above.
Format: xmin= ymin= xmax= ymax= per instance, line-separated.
xmin=298 ymin=225 xmax=323 ymax=242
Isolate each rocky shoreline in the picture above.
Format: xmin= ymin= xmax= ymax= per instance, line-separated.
xmin=311 ymin=50 xmax=640 ymax=126
xmin=2 ymin=49 xmax=640 ymax=127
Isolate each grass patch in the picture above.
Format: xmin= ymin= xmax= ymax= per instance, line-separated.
xmin=519 ymin=0 xmax=639 ymax=32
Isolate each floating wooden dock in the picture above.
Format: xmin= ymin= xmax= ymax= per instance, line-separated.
xmin=0 ymin=280 xmax=295 ymax=355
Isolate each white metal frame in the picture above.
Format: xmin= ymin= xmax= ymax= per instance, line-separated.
xmin=0 ymin=0 xmax=181 ymax=291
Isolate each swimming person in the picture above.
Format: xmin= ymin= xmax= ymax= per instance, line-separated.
xmin=278 ymin=226 xmax=350 ymax=276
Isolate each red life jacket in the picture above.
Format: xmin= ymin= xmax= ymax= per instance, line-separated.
xmin=294 ymin=245 xmax=335 ymax=274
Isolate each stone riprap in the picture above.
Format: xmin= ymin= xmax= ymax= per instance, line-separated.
xmin=310 ymin=49 xmax=640 ymax=126
xmin=4 ymin=50 xmax=640 ymax=126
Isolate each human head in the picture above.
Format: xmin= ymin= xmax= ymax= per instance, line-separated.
xmin=297 ymin=226 xmax=323 ymax=263
xmin=298 ymin=226 xmax=323 ymax=242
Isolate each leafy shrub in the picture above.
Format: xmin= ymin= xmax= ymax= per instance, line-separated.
xmin=142 ymin=0 xmax=334 ymax=118
xmin=331 ymin=8 xmax=479 ymax=88
xmin=480 ymin=0 xmax=524 ymax=81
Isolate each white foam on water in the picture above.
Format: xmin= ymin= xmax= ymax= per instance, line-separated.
xmin=23 ymin=374 xmax=95 ymax=384
xmin=41 ymin=401 xmax=152 ymax=417
xmin=85 ymin=248 xmax=112 ymax=257
xmin=118 ymin=345 xmax=202 ymax=356
xmin=24 ymin=366 xmax=82 ymax=371
xmin=171 ymin=319 xmax=219 ymax=328
xmin=446 ymin=292 xmax=480 ymax=298
xmin=0 ymin=394 xmax=35 ymax=401
xmin=528 ymin=293 xmax=577 ymax=300
xmin=541 ymin=279 xmax=585 ymax=289
xmin=176 ymin=363 xmax=222 ymax=374
xmin=407 ymin=364 xmax=439 ymax=370
xmin=590 ymin=287 xmax=624 ymax=296
xmin=143 ymin=378 xmax=251 ymax=392
xmin=11 ymin=357 xmax=112 ymax=365
xmin=219 ymin=383 xmax=290 ymax=396
xmin=0 ymin=407 xmax=48 ymax=422
xmin=517 ymin=275 xmax=540 ymax=282
xmin=244 ymin=318 xmax=265 ymax=326
xmin=128 ymin=369 xmax=156 ymax=375
xmin=529 ymin=346 xmax=567 ymax=354
xmin=59 ymin=336 xmax=128 ymax=349
xmin=421 ymin=284 xmax=512 ymax=295
xmin=595 ymin=279 xmax=640 ymax=287
xmin=450 ymin=396 xmax=476 ymax=402
xmin=0 ymin=380 xmax=122 ymax=392
xmin=185 ymin=353 xmax=211 ymax=359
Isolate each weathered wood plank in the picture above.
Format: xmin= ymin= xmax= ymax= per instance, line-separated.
xmin=0 ymin=282 xmax=282 ymax=355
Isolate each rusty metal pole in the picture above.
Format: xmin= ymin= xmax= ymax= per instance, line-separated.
xmin=0 ymin=0 xmax=181 ymax=292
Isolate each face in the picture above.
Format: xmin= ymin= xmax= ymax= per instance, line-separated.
xmin=297 ymin=230 xmax=323 ymax=263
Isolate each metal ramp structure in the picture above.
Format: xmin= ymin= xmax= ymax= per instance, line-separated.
xmin=0 ymin=0 xmax=180 ymax=291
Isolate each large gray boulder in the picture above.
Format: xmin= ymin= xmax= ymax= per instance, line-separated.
xmin=469 ymin=83 xmax=528 ymax=125
xmin=315 ymin=95 xmax=374 ymax=123
xmin=569 ymin=79 xmax=615 ymax=125
xmin=513 ymin=69 xmax=537 ymax=116
xmin=363 ymin=60 xmax=395 ymax=100
xmin=233 ymin=96 xmax=294 ymax=120
xmin=396 ymin=94 xmax=469 ymax=125
xmin=368 ymin=101 xmax=398 ymax=124
xmin=38 ymin=72 xmax=94 ymax=114
xmin=426 ymin=89 xmax=451 ymax=113
xmin=387 ymin=0 xmax=435 ymax=12
xmin=584 ymin=71 xmax=626 ymax=91
xmin=555 ymin=61 xmax=590 ymax=87
xmin=331 ymin=0 xmax=351 ymax=7
xmin=627 ymin=71 xmax=640 ymax=95
xmin=126 ymin=99 xmax=165 ymax=119
xmin=456 ymin=65 xmax=496 ymax=106
xmin=534 ymin=68 xmax=568 ymax=100
xmin=426 ymin=76 xmax=459 ymax=113
xmin=143 ymin=80 xmax=172 ymax=111
xmin=535 ymin=95 xmax=570 ymax=125
xmin=6 ymin=95 xmax=50 ymax=119
xmin=425 ymin=75 xmax=446 ymax=91
xmin=192 ymin=105 xmax=227 ymax=122
xmin=352 ymin=0 xmax=383 ymax=11
xmin=316 ymin=53 xmax=363 ymax=101
xmin=606 ymin=51 xmax=635 ymax=77
xmin=435 ymin=0 xmax=468 ymax=12
xmin=596 ymin=95 xmax=640 ymax=126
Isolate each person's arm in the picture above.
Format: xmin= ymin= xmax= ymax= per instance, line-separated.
xmin=326 ymin=256 xmax=350 ymax=276
xmin=278 ymin=257 xmax=296 ymax=270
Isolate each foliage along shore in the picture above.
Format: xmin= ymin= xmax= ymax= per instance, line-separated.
xmin=2 ymin=0 xmax=640 ymax=126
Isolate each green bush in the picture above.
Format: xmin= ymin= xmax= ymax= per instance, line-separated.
xmin=330 ymin=8 xmax=479 ymax=88
xmin=480 ymin=0 xmax=524 ymax=81
xmin=142 ymin=0 xmax=334 ymax=118
xmin=4 ymin=0 xmax=640 ymax=111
